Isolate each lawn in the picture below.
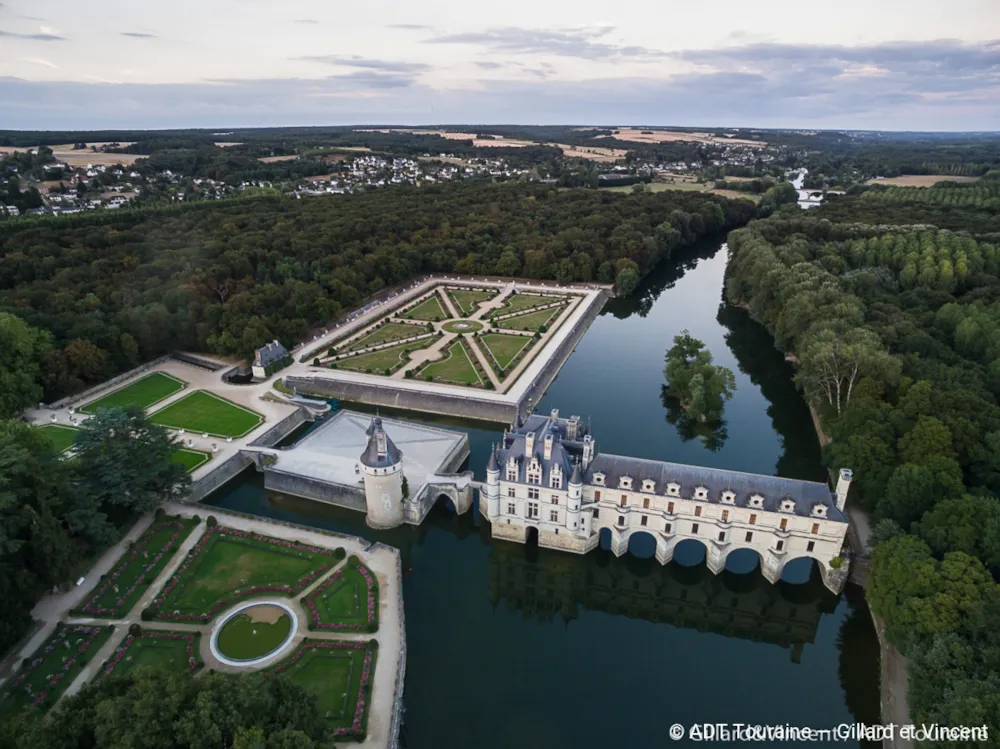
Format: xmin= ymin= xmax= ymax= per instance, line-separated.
xmin=336 ymin=340 xmax=430 ymax=375
xmin=447 ymin=288 xmax=495 ymax=316
xmin=216 ymin=607 xmax=292 ymax=660
xmin=496 ymin=306 xmax=562 ymax=332
xmin=269 ymin=640 xmax=377 ymax=740
xmin=150 ymin=527 xmax=339 ymax=622
xmin=73 ymin=516 xmax=200 ymax=619
xmin=101 ymin=630 xmax=201 ymax=677
xmin=36 ymin=424 xmax=79 ymax=453
xmin=491 ymin=293 xmax=564 ymax=317
xmin=79 ymin=372 xmax=186 ymax=414
xmin=403 ymin=295 xmax=449 ymax=321
xmin=480 ymin=333 xmax=532 ymax=370
xmin=0 ymin=624 xmax=114 ymax=716
xmin=345 ymin=322 xmax=426 ymax=352
xmin=302 ymin=556 xmax=379 ymax=632
xmin=149 ymin=391 xmax=263 ymax=438
xmin=171 ymin=448 xmax=212 ymax=473
xmin=420 ymin=340 xmax=481 ymax=385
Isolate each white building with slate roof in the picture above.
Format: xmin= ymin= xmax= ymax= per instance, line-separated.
xmin=481 ymin=409 xmax=852 ymax=592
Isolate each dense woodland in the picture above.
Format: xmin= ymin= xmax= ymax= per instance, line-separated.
xmin=725 ymin=175 xmax=1000 ymax=738
xmin=0 ymin=182 xmax=752 ymax=401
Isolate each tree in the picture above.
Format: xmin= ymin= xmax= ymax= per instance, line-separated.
xmin=663 ymin=331 xmax=736 ymax=423
xmin=914 ymin=494 xmax=1000 ymax=572
xmin=877 ymin=457 xmax=964 ymax=529
xmin=0 ymin=314 xmax=51 ymax=418
xmin=73 ymin=406 xmax=190 ymax=520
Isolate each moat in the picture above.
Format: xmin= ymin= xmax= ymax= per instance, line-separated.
xmin=206 ymin=237 xmax=881 ymax=749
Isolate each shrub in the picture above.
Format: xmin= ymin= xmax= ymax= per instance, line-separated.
xmin=829 ymin=556 xmax=844 ymax=569
xmin=313 ymin=358 xmax=320 ymax=366
xmin=369 ymin=638 xmax=379 ymax=649
xmin=207 ymin=515 xmax=218 ymax=528
xmin=141 ymin=607 xmax=154 ymax=621
xmin=335 ymin=548 xmax=346 ymax=561
xmin=154 ymin=507 xmax=166 ymax=519
xmin=425 ymin=375 xmax=433 ymax=382
xmin=330 ymin=363 xmax=337 ymax=369
xmin=129 ymin=623 xmax=142 ymax=636
xmin=192 ymin=515 xmax=201 ymax=523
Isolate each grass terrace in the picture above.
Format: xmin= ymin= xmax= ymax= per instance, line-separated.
xmin=73 ymin=515 xmax=200 ymax=619
xmin=149 ymin=526 xmax=341 ymax=622
xmin=36 ymin=424 xmax=79 ymax=454
xmin=268 ymin=639 xmax=377 ymax=741
xmin=344 ymin=322 xmax=428 ymax=352
xmin=447 ymin=288 xmax=495 ymax=316
xmin=302 ymin=556 xmax=379 ymax=632
xmin=419 ymin=340 xmax=481 ymax=385
xmin=490 ymin=293 xmax=565 ymax=318
xmin=402 ymin=295 xmax=449 ymax=321
xmin=171 ymin=448 xmax=212 ymax=473
xmin=101 ymin=630 xmax=202 ymax=678
xmin=336 ymin=340 xmax=430 ymax=375
xmin=0 ymin=624 xmax=114 ymax=716
xmin=216 ymin=604 xmax=293 ymax=661
xmin=480 ymin=333 xmax=533 ymax=370
xmin=79 ymin=372 xmax=186 ymax=414
xmin=497 ymin=306 xmax=562 ymax=332
xmin=149 ymin=391 xmax=263 ymax=438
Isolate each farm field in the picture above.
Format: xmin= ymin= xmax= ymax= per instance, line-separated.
xmin=497 ymin=307 xmax=561 ymax=332
xmin=599 ymin=127 xmax=768 ymax=148
xmin=864 ymin=175 xmax=981 ymax=187
xmin=345 ymin=322 xmax=426 ymax=351
xmin=151 ymin=527 xmax=337 ymax=622
xmin=402 ymin=295 xmax=449 ymax=321
xmin=336 ymin=340 xmax=429 ymax=374
xmin=101 ymin=631 xmax=202 ymax=677
xmin=79 ymin=372 xmax=186 ymax=414
xmin=258 ymin=155 xmax=298 ymax=162
xmin=420 ymin=340 xmax=481 ymax=385
xmin=149 ymin=391 xmax=262 ymax=438
xmin=447 ymin=288 xmax=495 ymax=316
xmin=480 ymin=333 xmax=532 ymax=370
xmin=36 ymin=424 xmax=79 ymax=453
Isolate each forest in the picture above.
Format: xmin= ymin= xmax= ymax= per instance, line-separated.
xmin=725 ymin=188 xmax=1000 ymax=734
xmin=0 ymin=182 xmax=753 ymax=402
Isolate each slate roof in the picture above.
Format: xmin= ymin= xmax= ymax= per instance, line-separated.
xmin=360 ymin=417 xmax=402 ymax=468
xmin=498 ymin=413 xmax=588 ymax=484
xmin=254 ymin=339 xmax=288 ymax=368
xmin=585 ymin=454 xmax=843 ymax=522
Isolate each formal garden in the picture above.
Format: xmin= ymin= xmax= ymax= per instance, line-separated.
xmin=101 ymin=628 xmax=202 ymax=677
xmin=171 ymin=447 xmax=213 ymax=472
xmin=487 ymin=292 xmax=565 ymax=318
xmin=446 ymin=287 xmax=495 ymax=315
xmin=78 ymin=372 xmax=186 ymax=414
xmin=148 ymin=525 xmax=342 ymax=622
xmin=414 ymin=339 xmax=483 ymax=386
xmin=0 ymin=624 xmax=114 ymax=716
xmin=479 ymin=332 xmax=534 ymax=370
xmin=497 ymin=305 xmax=564 ymax=331
xmin=149 ymin=390 xmax=263 ymax=438
xmin=302 ymin=556 xmax=379 ymax=632
xmin=333 ymin=338 xmax=434 ymax=375
xmin=266 ymin=639 xmax=378 ymax=741
xmin=35 ymin=423 xmax=79 ymax=453
xmin=401 ymin=294 xmax=450 ymax=321
xmin=215 ymin=603 xmax=294 ymax=661
xmin=73 ymin=515 xmax=201 ymax=619
xmin=343 ymin=321 xmax=432 ymax=352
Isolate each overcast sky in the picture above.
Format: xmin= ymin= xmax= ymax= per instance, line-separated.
xmin=1 ymin=0 xmax=998 ymax=130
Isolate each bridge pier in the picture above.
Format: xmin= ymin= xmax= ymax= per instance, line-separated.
xmin=610 ymin=527 xmax=628 ymax=557
xmin=655 ymin=535 xmax=674 ymax=565
xmin=706 ymin=543 xmax=728 ymax=575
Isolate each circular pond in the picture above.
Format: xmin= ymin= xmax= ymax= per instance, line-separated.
xmin=442 ymin=319 xmax=485 ymax=333
xmin=210 ymin=601 xmax=298 ymax=666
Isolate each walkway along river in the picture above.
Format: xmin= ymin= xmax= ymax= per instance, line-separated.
xmin=205 ymin=237 xmax=881 ymax=749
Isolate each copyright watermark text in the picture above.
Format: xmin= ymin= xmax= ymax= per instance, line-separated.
xmin=667 ymin=722 xmax=990 ymax=743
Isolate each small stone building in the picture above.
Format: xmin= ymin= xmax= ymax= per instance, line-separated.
xmin=252 ymin=340 xmax=289 ymax=379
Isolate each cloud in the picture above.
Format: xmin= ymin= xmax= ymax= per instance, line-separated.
xmin=293 ymin=19 xmax=318 ymax=24
xmin=20 ymin=56 xmax=57 ymax=69
xmin=0 ymin=27 xmax=65 ymax=41
xmin=121 ymin=32 xmax=156 ymax=39
xmin=475 ymin=61 xmax=504 ymax=70
xmin=388 ymin=24 xmax=431 ymax=31
xmin=427 ymin=26 xmax=665 ymax=60
xmin=295 ymin=55 xmax=430 ymax=74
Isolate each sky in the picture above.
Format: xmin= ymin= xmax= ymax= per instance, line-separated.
xmin=1 ymin=0 xmax=998 ymax=131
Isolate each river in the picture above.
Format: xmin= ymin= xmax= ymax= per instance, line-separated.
xmin=205 ymin=236 xmax=880 ymax=748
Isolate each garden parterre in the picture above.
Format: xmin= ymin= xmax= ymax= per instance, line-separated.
xmin=101 ymin=630 xmax=202 ymax=677
xmin=302 ymin=556 xmax=379 ymax=632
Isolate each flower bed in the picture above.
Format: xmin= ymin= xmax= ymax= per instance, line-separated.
xmin=302 ymin=556 xmax=379 ymax=632
xmin=266 ymin=639 xmax=378 ymax=741
xmin=72 ymin=517 xmax=199 ymax=619
xmin=101 ymin=630 xmax=202 ymax=677
xmin=148 ymin=526 xmax=339 ymax=623
xmin=0 ymin=624 xmax=114 ymax=715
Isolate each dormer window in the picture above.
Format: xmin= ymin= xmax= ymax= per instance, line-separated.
xmin=506 ymin=458 xmax=518 ymax=482
xmin=666 ymin=482 xmax=680 ymax=497
xmin=749 ymin=493 xmax=764 ymax=508
xmin=642 ymin=479 xmax=656 ymax=494
xmin=593 ymin=472 xmax=605 ymax=486
xmin=551 ymin=473 xmax=562 ymax=489
xmin=721 ymin=491 xmax=736 ymax=505
xmin=780 ymin=498 xmax=796 ymax=513
xmin=694 ymin=486 xmax=708 ymax=500
xmin=811 ymin=505 xmax=827 ymax=518
xmin=619 ymin=476 xmax=633 ymax=490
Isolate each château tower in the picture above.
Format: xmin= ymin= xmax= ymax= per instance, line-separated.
xmin=360 ymin=417 xmax=405 ymax=529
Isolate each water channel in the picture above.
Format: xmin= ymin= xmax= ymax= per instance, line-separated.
xmin=205 ymin=236 xmax=880 ymax=748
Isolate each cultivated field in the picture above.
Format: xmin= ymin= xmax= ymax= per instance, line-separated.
xmin=258 ymin=155 xmax=298 ymax=163
xmin=556 ymin=144 xmax=628 ymax=162
xmin=0 ymin=143 xmax=143 ymax=166
xmin=600 ymin=128 xmax=768 ymax=148
xmin=864 ymin=175 xmax=982 ymax=187
xmin=214 ymin=142 xmax=243 ymax=148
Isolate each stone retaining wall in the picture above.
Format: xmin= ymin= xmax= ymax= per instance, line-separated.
xmin=263 ymin=469 xmax=367 ymax=512
xmin=187 ymin=451 xmax=254 ymax=503
xmin=45 ymin=354 xmax=173 ymax=410
xmin=283 ymin=376 xmax=518 ymax=423
xmin=383 ymin=543 xmax=407 ymax=749
xmin=248 ymin=406 xmax=311 ymax=448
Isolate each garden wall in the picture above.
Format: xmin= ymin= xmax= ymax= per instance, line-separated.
xmin=45 ymin=354 xmax=172 ymax=410
xmin=263 ymin=470 xmax=367 ymax=513
xmin=186 ymin=452 xmax=253 ymax=504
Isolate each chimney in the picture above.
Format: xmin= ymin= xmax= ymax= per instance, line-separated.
xmin=550 ymin=408 xmax=559 ymax=422
xmin=543 ymin=435 xmax=553 ymax=461
xmin=582 ymin=435 xmax=594 ymax=469
xmin=525 ymin=432 xmax=535 ymax=456
xmin=835 ymin=468 xmax=853 ymax=511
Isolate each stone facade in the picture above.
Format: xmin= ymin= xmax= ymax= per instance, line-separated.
xmin=481 ymin=409 xmax=852 ymax=593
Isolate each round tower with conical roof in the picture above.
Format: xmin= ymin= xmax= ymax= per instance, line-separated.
xmin=360 ymin=417 xmax=405 ymax=529
xmin=485 ymin=444 xmax=500 ymax=520
xmin=568 ymin=461 xmax=584 ymax=534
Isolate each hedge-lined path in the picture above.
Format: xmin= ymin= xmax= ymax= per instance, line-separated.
xmin=465 ymin=337 xmax=503 ymax=390
xmin=9 ymin=504 xmax=402 ymax=749
xmin=437 ymin=288 xmax=462 ymax=319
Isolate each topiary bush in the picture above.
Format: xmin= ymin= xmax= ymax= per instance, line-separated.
xmin=207 ymin=515 xmax=218 ymax=528
xmin=313 ymin=358 xmax=320 ymax=366
xmin=829 ymin=556 xmax=844 ymax=569
xmin=129 ymin=623 xmax=142 ymax=636
xmin=154 ymin=507 xmax=166 ymax=519
xmin=141 ymin=607 xmax=154 ymax=621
